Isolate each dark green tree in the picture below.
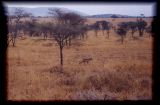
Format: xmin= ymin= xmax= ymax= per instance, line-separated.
xmin=137 ymin=18 xmax=147 ymax=37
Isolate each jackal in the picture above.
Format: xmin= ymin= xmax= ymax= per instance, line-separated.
xmin=79 ymin=58 xmax=93 ymax=64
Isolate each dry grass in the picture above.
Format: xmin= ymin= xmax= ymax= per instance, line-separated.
xmin=7 ymin=18 xmax=152 ymax=100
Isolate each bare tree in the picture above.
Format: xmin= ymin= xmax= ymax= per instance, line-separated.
xmin=7 ymin=10 xmax=16 ymax=46
xmin=8 ymin=8 xmax=31 ymax=46
xmin=48 ymin=8 xmax=86 ymax=66
xmin=52 ymin=24 xmax=70 ymax=66
xmin=7 ymin=23 xmax=15 ymax=46
xmin=48 ymin=8 xmax=64 ymax=24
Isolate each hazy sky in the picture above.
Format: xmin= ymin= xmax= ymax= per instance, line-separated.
xmin=3 ymin=2 xmax=156 ymax=16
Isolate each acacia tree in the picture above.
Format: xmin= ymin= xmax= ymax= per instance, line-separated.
xmin=24 ymin=18 xmax=39 ymax=37
xmin=62 ymin=12 xmax=87 ymax=45
xmin=116 ymin=22 xmax=129 ymax=44
xmin=106 ymin=23 xmax=112 ymax=39
xmin=52 ymin=24 xmax=71 ymax=66
xmin=78 ymin=24 xmax=88 ymax=40
xmin=111 ymin=15 xmax=118 ymax=21
xmin=48 ymin=8 xmax=86 ymax=66
xmin=39 ymin=23 xmax=49 ymax=39
xmin=127 ymin=21 xmax=137 ymax=38
xmin=117 ymin=22 xmax=129 ymax=37
xmin=137 ymin=18 xmax=147 ymax=37
xmin=101 ymin=21 xmax=111 ymax=39
xmin=92 ymin=21 xmax=100 ymax=37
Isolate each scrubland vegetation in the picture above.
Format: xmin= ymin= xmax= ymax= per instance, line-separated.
xmin=7 ymin=8 xmax=153 ymax=100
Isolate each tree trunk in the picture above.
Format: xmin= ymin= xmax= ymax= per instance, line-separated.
xmin=69 ymin=37 xmax=71 ymax=46
xmin=7 ymin=35 xmax=12 ymax=47
xmin=43 ymin=33 xmax=47 ymax=39
xmin=65 ymin=39 xmax=68 ymax=46
xmin=107 ymin=30 xmax=109 ymax=39
xmin=131 ymin=31 xmax=134 ymax=38
xmin=82 ymin=34 xmax=84 ymax=40
xmin=121 ymin=36 xmax=124 ymax=44
xmin=85 ymin=33 xmax=88 ymax=39
xmin=139 ymin=30 xmax=143 ymax=37
xmin=102 ymin=30 xmax=104 ymax=36
xmin=43 ymin=33 xmax=45 ymax=39
xmin=60 ymin=45 xmax=63 ymax=66
xmin=95 ymin=30 xmax=97 ymax=37
xmin=142 ymin=30 xmax=144 ymax=36
xmin=12 ymin=33 xmax=17 ymax=47
xmin=12 ymin=37 xmax=16 ymax=47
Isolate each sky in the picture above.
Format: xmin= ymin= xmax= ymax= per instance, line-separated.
xmin=3 ymin=2 xmax=156 ymax=16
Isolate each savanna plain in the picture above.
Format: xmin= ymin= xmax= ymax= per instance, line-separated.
xmin=8 ymin=18 xmax=152 ymax=100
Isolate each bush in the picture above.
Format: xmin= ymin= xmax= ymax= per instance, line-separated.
xmin=87 ymin=75 xmax=102 ymax=91
xmin=71 ymin=89 xmax=104 ymax=100
xmin=102 ymin=72 xmax=133 ymax=93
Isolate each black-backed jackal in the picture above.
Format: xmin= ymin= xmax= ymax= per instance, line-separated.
xmin=79 ymin=58 xmax=93 ymax=64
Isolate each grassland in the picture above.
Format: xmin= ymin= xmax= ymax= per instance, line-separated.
xmin=8 ymin=18 xmax=152 ymax=100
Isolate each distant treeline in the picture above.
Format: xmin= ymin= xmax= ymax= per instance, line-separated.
xmin=20 ymin=16 xmax=154 ymax=18
xmin=86 ymin=14 xmax=154 ymax=18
